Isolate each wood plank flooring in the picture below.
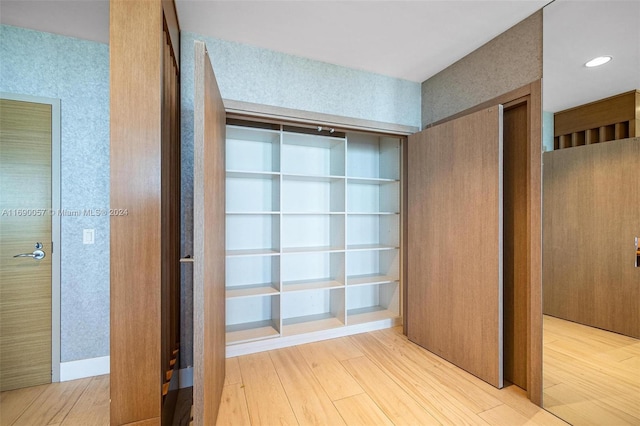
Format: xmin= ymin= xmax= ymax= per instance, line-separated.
xmin=2 ymin=327 xmax=567 ymax=425
xmin=216 ymin=326 xmax=566 ymax=425
xmin=543 ymin=315 xmax=640 ymax=426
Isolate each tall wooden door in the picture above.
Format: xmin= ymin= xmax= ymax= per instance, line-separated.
xmin=407 ymin=106 xmax=504 ymax=388
xmin=0 ymin=98 xmax=52 ymax=391
xmin=192 ymin=40 xmax=226 ymax=425
xmin=543 ymin=139 xmax=639 ymax=338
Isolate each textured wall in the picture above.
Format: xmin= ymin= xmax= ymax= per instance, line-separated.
xmin=421 ymin=10 xmax=542 ymax=127
xmin=0 ymin=25 xmax=110 ymax=362
xmin=179 ymin=32 xmax=421 ymax=368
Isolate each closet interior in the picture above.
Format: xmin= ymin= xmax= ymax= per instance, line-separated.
xmin=224 ymin=119 xmax=403 ymax=353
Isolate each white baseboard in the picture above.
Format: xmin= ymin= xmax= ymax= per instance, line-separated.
xmin=225 ymin=317 xmax=402 ymax=358
xmin=60 ymin=355 xmax=110 ymax=381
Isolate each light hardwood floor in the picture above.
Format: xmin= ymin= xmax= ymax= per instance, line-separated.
xmin=1 ymin=327 xmax=567 ymax=425
xmin=543 ymin=315 xmax=640 ymax=426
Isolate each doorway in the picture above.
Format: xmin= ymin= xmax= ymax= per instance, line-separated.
xmin=0 ymin=93 xmax=61 ymax=390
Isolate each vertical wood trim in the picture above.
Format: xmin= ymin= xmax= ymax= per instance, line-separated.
xmin=528 ymin=80 xmax=542 ymax=405
xmin=401 ymin=137 xmax=408 ymax=335
xmin=502 ymin=102 xmax=529 ymax=389
xmin=193 ymin=40 xmax=226 ymax=425
xmin=110 ymin=0 xmax=163 ymax=423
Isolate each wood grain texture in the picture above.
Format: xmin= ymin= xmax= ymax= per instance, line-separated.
xmin=0 ymin=382 xmax=47 ymax=425
xmin=502 ymin=103 xmax=528 ymax=389
xmin=554 ymin=90 xmax=639 ymax=137
xmin=296 ymin=338 xmax=364 ymax=401
xmin=407 ymin=106 xmax=504 ymax=388
xmin=0 ymin=99 xmax=52 ymax=391
xmin=215 ymin=384 xmax=250 ymax=426
xmin=527 ymin=80 xmax=543 ymax=406
xmin=416 ymin=81 xmax=543 ymax=404
xmin=236 ymin=352 xmax=298 ymax=425
xmin=269 ymin=346 xmax=346 ymax=425
xmin=192 ymin=40 xmax=226 ymax=426
xmin=342 ymin=356 xmax=441 ymax=424
xmin=0 ymin=327 xmax=564 ymax=426
xmin=543 ymin=138 xmax=640 ymax=338
xmin=10 ymin=378 xmax=90 ymax=426
xmin=333 ymin=393 xmax=394 ymax=426
xmin=110 ymin=0 xmax=184 ymax=423
xmin=543 ymin=315 xmax=640 ymax=426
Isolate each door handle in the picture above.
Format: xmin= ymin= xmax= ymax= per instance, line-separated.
xmin=13 ymin=249 xmax=45 ymax=260
xmin=636 ymin=237 xmax=639 ymax=268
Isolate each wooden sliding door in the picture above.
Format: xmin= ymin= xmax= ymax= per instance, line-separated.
xmin=543 ymin=139 xmax=640 ymax=338
xmin=407 ymin=106 xmax=504 ymax=388
xmin=192 ymin=40 xmax=226 ymax=425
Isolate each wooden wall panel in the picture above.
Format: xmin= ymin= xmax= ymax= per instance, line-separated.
xmin=543 ymin=138 xmax=640 ymax=339
xmin=110 ymin=0 xmax=181 ymax=424
xmin=110 ymin=1 xmax=163 ymax=422
xmin=193 ymin=40 xmax=227 ymax=425
xmin=503 ymin=103 xmax=528 ymax=389
xmin=425 ymin=81 xmax=543 ymax=404
xmin=407 ymin=106 xmax=504 ymax=388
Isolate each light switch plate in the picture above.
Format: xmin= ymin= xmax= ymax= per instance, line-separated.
xmin=83 ymin=229 xmax=95 ymax=245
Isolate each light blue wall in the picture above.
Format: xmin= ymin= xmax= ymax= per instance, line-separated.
xmin=179 ymin=32 xmax=421 ymax=367
xmin=0 ymin=25 xmax=110 ymax=362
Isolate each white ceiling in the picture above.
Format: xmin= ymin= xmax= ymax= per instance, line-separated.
xmin=1 ymin=0 xmax=548 ymax=83
xmin=1 ymin=0 xmax=636 ymax=111
xmin=543 ymin=0 xmax=640 ymax=112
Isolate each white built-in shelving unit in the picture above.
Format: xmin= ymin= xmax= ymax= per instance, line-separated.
xmin=225 ymin=121 xmax=402 ymax=354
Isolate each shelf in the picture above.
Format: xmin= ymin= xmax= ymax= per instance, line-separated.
xmin=226 ymin=320 xmax=280 ymax=344
xmin=346 ymin=282 xmax=399 ymax=326
xmin=347 ymin=250 xmax=399 ymax=286
xmin=347 ymin=214 xmax=399 ymax=248
xmin=227 ymin=295 xmax=280 ymax=344
xmin=227 ymin=126 xmax=280 ymax=173
xmin=226 ymin=283 xmax=279 ymax=299
xmin=347 ymin=274 xmax=399 ymax=287
xmin=282 ymin=314 xmax=344 ymax=336
xmin=282 ymin=132 xmax=345 ymax=176
xmin=281 ymin=288 xmax=345 ymax=335
xmin=282 ymin=214 xmax=344 ymax=251
xmin=227 ymin=170 xmax=280 ymax=178
xmin=347 ymin=180 xmax=399 ymax=213
xmin=282 ymin=245 xmax=344 ymax=254
xmin=226 ymin=248 xmax=280 ymax=257
xmin=282 ymin=278 xmax=344 ymax=292
xmin=226 ymin=214 xmax=280 ymax=254
xmin=346 ymin=133 xmax=400 ymax=181
xmin=226 ymin=171 xmax=280 ymax=213
xmin=282 ymin=252 xmax=345 ymax=285
xmin=282 ymin=175 xmax=345 ymax=213
xmin=224 ymin=122 xmax=402 ymax=350
xmin=346 ymin=244 xmax=398 ymax=251
xmin=346 ymin=307 xmax=399 ymax=326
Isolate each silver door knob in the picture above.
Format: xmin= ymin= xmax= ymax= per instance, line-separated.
xmin=13 ymin=249 xmax=45 ymax=260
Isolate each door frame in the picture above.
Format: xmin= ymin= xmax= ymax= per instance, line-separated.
xmin=1 ymin=92 xmax=61 ymax=383
xmin=420 ymin=80 xmax=542 ymax=404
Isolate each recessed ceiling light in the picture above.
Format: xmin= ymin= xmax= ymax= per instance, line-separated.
xmin=585 ymin=56 xmax=612 ymax=68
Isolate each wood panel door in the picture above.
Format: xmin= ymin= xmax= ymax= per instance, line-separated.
xmin=543 ymin=139 xmax=640 ymax=338
xmin=407 ymin=106 xmax=504 ymax=388
xmin=0 ymin=98 xmax=52 ymax=391
xmin=192 ymin=40 xmax=226 ymax=425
